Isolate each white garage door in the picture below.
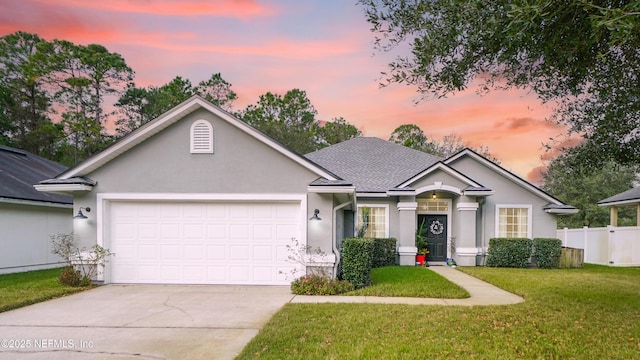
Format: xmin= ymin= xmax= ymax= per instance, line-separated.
xmin=108 ymin=201 xmax=302 ymax=285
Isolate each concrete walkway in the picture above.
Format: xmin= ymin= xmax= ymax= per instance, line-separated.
xmin=290 ymin=266 xmax=524 ymax=306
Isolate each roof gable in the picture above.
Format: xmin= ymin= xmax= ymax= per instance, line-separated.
xmin=56 ymin=96 xmax=338 ymax=181
xmin=398 ymin=161 xmax=483 ymax=189
xmin=444 ymin=148 xmax=568 ymax=206
xmin=0 ymin=146 xmax=71 ymax=204
xmin=305 ymin=137 xmax=442 ymax=192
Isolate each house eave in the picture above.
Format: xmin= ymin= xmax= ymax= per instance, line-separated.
xmin=356 ymin=192 xmax=389 ymax=198
xmin=598 ymin=199 xmax=640 ymax=207
xmin=0 ymin=197 xmax=73 ymax=209
xmin=307 ymin=185 xmax=356 ymax=194
xmin=545 ymin=208 xmax=580 ymax=215
xmin=462 ymin=190 xmax=495 ymax=197
xmin=386 ymin=189 xmax=417 ymax=196
xmin=34 ymin=183 xmax=94 ymax=194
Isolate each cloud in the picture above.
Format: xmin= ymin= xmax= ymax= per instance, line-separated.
xmin=527 ymin=166 xmax=547 ymax=185
xmin=540 ymin=137 xmax=585 ymax=161
xmin=494 ymin=117 xmax=561 ymax=133
xmin=31 ymin=0 xmax=276 ymax=18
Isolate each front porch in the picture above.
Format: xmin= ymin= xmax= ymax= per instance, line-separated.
xmin=393 ymin=183 xmax=490 ymax=267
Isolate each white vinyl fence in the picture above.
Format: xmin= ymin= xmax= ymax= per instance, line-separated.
xmin=557 ymin=226 xmax=640 ymax=266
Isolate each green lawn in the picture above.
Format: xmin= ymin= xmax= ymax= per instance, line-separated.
xmin=237 ymin=265 xmax=640 ymax=359
xmin=346 ymin=266 xmax=469 ymax=298
xmin=0 ymin=268 xmax=91 ymax=313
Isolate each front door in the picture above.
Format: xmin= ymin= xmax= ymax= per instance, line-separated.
xmin=418 ymin=214 xmax=447 ymax=262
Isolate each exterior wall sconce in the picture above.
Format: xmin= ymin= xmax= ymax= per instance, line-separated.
xmin=74 ymin=207 xmax=91 ymax=219
xmin=309 ymin=209 xmax=322 ymax=221
xmin=432 ymin=192 xmax=437 ymax=199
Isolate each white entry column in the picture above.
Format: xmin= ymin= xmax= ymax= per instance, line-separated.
xmin=455 ymin=201 xmax=479 ymax=266
xmin=397 ymin=197 xmax=418 ymax=266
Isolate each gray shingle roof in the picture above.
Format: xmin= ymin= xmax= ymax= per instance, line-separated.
xmin=305 ymin=137 xmax=442 ymax=192
xmin=0 ymin=146 xmax=72 ymax=204
xmin=598 ymin=187 xmax=640 ymax=205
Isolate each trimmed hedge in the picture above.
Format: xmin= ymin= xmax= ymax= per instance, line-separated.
xmin=533 ymin=238 xmax=562 ymax=268
xmin=372 ymin=238 xmax=397 ymax=268
xmin=486 ymin=238 xmax=533 ymax=268
xmin=291 ymin=275 xmax=354 ymax=295
xmin=340 ymin=237 xmax=375 ymax=289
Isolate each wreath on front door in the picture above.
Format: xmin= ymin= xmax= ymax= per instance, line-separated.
xmin=429 ymin=220 xmax=444 ymax=235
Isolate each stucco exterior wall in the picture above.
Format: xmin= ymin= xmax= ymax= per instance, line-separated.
xmin=73 ymin=109 xmax=332 ymax=251
xmin=447 ymin=156 xmax=559 ymax=242
xmin=0 ymin=203 xmax=72 ymax=274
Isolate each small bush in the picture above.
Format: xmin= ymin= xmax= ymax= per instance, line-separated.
xmin=291 ymin=275 xmax=354 ymax=295
xmin=372 ymin=238 xmax=397 ymax=268
xmin=340 ymin=237 xmax=375 ymax=288
xmin=534 ymin=238 xmax=562 ymax=268
xmin=486 ymin=238 xmax=533 ymax=268
xmin=58 ymin=267 xmax=83 ymax=287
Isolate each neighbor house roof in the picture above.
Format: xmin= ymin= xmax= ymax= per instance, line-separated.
xmin=305 ymin=137 xmax=442 ymax=193
xmin=598 ymin=187 xmax=640 ymax=207
xmin=0 ymin=146 xmax=71 ymax=205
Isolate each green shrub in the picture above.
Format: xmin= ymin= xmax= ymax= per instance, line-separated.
xmin=486 ymin=238 xmax=533 ymax=268
xmin=291 ymin=275 xmax=354 ymax=295
xmin=340 ymin=237 xmax=375 ymax=288
xmin=533 ymin=238 xmax=562 ymax=268
xmin=372 ymin=238 xmax=397 ymax=268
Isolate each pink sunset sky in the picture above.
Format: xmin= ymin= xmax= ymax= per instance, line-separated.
xmin=0 ymin=0 xmax=570 ymax=184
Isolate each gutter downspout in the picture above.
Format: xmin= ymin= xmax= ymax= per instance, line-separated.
xmin=333 ymin=198 xmax=354 ymax=277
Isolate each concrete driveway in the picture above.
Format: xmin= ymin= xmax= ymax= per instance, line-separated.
xmin=0 ymin=285 xmax=293 ymax=360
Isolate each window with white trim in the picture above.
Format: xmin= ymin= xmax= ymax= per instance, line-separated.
xmin=190 ymin=120 xmax=213 ymax=153
xmin=417 ymin=199 xmax=449 ymax=212
xmin=356 ymin=205 xmax=389 ymax=238
xmin=496 ymin=205 xmax=532 ymax=238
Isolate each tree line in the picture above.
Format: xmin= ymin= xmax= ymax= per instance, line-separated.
xmin=0 ymin=31 xmax=362 ymax=165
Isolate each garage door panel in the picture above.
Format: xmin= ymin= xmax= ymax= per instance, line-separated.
xmin=206 ymin=224 xmax=226 ymax=240
xmin=183 ymin=204 xmax=205 ymax=218
xmin=206 ymin=245 xmax=226 ymax=260
xmin=161 ymin=265 xmax=181 ymax=281
xmin=160 ymin=223 xmax=181 ymax=240
xmin=184 ymin=266 xmax=204 ymax=281
xmin=183 ymin=223 xmax=204 ymax=240
xmin=113 ymin=223 xmax=136 ymax=239
xmin=230 ymin=224 xmax=250 ymax=240
xmin=230 ymin=245 xmax=250 ymax=261
xmin=253 ymin=224 xmax=273 ymax=240
xmin=109 ymin=201 xmax=301 ymax=285
xmin=207 ymin=266 xmax=226 ymax=281
xmin=160 ymin=205 xmax=181 ymax=219
xmin=161 ymin=245 xmax=181 ymax=259
xmin=138 ymin=223 xmax=158 ymax=240
xmin=138 ymin=244 xmax=157 ymax=259
xmin=253 ymin=246 xmax=273 ymax=261
xmin=276 ymin=224 xmax=298 ymax=239
xmin=229 ymin=205 xmax=251 ymax=219
xmin=229 ymin=266 xmax=251 ymax=282
xmin=184 ymin=245 xmax=204 ymax=260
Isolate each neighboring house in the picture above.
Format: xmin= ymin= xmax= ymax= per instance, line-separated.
xmin=598 ymin=187 xmax=640 ymax=226
xmin=0 ymin=146 xmax=72 ymax=274
xmin=36 ymin=96 xmax=577 ymax=285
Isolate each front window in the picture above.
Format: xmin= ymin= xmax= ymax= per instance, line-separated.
xmin=357 ymin=205 xmax=388 ymax=238
xmin=496 ymin=205 xmax=532 ymax=238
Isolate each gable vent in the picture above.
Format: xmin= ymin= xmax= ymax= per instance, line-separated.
xmin=190 ymin=120 xmax=214 ymax=154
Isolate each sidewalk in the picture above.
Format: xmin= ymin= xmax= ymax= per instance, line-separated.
xmin=289 ymin=266 xmax=524 ymax=306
